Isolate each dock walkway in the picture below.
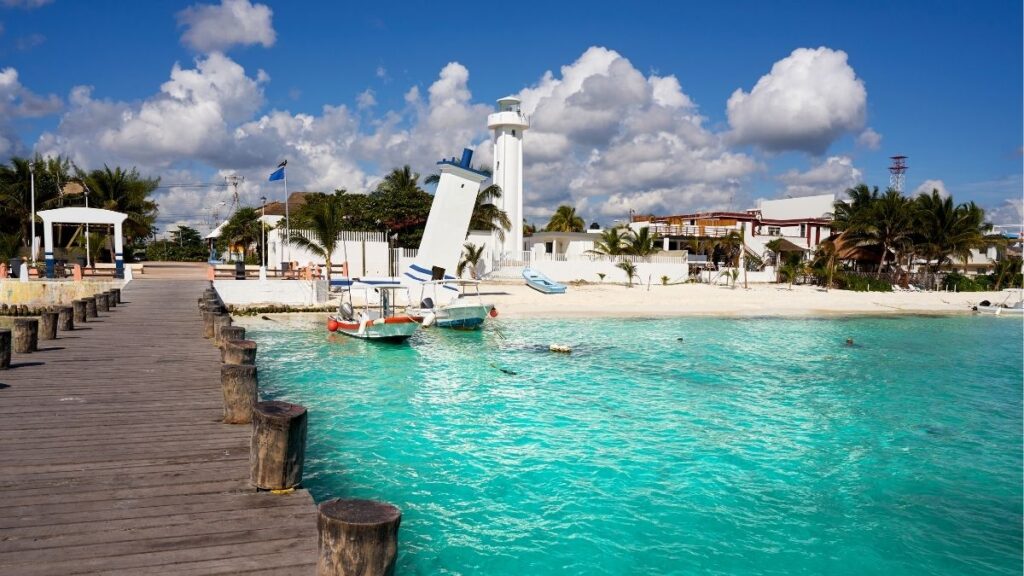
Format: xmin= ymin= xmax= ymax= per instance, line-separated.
xmin=0 ymin=278 xmax=317 ymax=575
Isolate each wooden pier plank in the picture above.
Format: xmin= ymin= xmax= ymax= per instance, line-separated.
xmin=0 ymin=279 xmax=317 ymax=575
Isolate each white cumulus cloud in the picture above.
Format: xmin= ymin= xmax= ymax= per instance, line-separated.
xmin=1 ymin=0 xmax=53 ymax=8
xmin=0 ymin=67 xmax=61 ymax=156
xmin=177 ymin=0 xmax=275 ymax=53
xmin=727 ymin=47 xmax=867 ymax=155
xmin=913 ymin=179 xmax=949 ymax=198
xmin=515 ymin=46 xmax=758 ymax=222
xmin=777 ymin=155 xmax=862 ymax=198
xmin=987 ymin=197 xmax=1023 ymax=227
xmin=856 ymin=127 xmax=882 ymax=150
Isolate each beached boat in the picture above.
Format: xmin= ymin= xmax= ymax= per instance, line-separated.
xmin=523 ymin=267 xmax=566 ymax=294
xmin=409 ymin=279 xmax=496 ymax=330
xmin=975 ymin=297 xmax=1024 ymax=316
xmin=327 ymin=282 xmax=420 ymax=342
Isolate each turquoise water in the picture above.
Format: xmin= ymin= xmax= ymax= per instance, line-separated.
xmin=251 ymin=316 xmax=1023 ymax=575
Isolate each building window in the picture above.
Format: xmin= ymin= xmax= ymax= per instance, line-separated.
xmin=768 ymin=226 xmax=781 ymax=236
xmin=799 ymin=223 xmax=806 ymax=237
xmin=545 ymin=242 xmax=553 ymax=254
xmin=512 ymin=129 xmax=516 ymax=136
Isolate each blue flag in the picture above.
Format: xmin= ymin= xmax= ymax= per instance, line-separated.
xmin=268 ymin=166 xmax=285 ymax=181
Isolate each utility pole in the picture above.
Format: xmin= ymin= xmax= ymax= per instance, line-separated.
xmin=226 ymin=175 xmax=244 ymax=211
xmin=29 ymin=163 xmax=36 ymax=265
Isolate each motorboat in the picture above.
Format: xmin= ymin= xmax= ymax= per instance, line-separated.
xmin=522 ymin=267 xmax=566 ymax=294
xmin=975 ymin=294 xmax=1024 ymax=316
xmin=327 ymin=282 xmax=420 ymax=342
xmin=409 ymin=279 xmax=496 ymax=330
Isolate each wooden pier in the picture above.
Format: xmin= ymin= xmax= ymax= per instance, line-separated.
xmin=0 ymin=277 xmax=317 ymax=575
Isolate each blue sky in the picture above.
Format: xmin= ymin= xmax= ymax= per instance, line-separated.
xmin=1 ymin=0 xmax=1020 ymax=232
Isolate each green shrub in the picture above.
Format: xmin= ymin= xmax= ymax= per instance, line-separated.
xmin=941 ymin=272 xmax=986 ymax=292
xmin=835 ymin=273 xmax=892 ymax=292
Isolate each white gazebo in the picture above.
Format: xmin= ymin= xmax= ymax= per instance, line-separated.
xmin=37 ymin=207 xmax=129 ymax=278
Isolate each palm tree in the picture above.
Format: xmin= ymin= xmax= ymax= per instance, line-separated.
xmin=523 ymin=220 xmax=537 ymax=237
xmin=764 ymin=238 xmax=785 ymax=283
xmin=993 ymin=255 xmax=1023 ymax=290
xmin=0 ymin=155 xmax=72 ymax=248
xmin=625 ymin=226 xmax=661 ymax=257
xmin=863 ymin=189 xmax=914 ymax=273
xmin=81 ymin=165 xmax=159 ymax=245
xmin=616 ymin=260 xmax=638 ymax=287
xmin=220 ymin=208 xmax=263 ymax=261
xmin=377 ymin=165 xmax=422 ymax=195
xmin=832 ymin=184 xmax=879 ymax=234
xmin=286 ymin=193 xmax=348 ymax=283
xmin=812 ymin=238 xmax=841 ymax=291
xmin=717 ymin=230 xmax=743 ymax=267
xmin=468 ymin=184 xmax=511 ymax=240
xmin=588 ymin=227 xmax=628 ymax=256
xmin=914 ymin=190 xmax=987 ymax=273
xmin=457 ymin=242 xmax=485 ymax=279
xmin=545 ymin=205 xmax=585 ymax=232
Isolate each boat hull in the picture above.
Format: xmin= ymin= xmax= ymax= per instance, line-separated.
xmin=329 ymin=315 xmax=420 ymax=342
xmin=522 ymin=267 xmax=567 ymax=294
xmin=434 ymin=303 xmax=491 ymax=329
xmin=976 ymin=305 xmax=1024 ymax=316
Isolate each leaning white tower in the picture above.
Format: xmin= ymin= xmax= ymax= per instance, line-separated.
xmin=487 ymin=96 xmax=530 ymax=257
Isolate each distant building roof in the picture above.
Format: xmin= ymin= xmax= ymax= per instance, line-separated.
xmin=263 ymin=192 xmax=314 ymax=216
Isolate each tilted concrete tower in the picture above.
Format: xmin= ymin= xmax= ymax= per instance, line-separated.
xmin=487 ymin=96 xmax=529 ymax=257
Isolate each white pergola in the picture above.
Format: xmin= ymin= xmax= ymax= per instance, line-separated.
xmin=37 ymin=207 xmax=128 ymax=278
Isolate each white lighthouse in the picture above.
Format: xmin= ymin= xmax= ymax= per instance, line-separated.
xmin=487 ymin=96 xmax=530 ymax=257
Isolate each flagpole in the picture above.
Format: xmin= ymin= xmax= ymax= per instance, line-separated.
xmin=283 ymin=172 xmax=290 ymax=265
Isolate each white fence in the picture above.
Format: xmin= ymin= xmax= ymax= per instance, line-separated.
xmin=488 ymin=251 xmax=690 ymax=283
xmin=266 ymin=228 xmax=390 ymax=276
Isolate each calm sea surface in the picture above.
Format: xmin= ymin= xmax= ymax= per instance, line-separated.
xmin=250 ymin=315 xmax=1023 ymax=575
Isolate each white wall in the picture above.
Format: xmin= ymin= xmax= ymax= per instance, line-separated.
xmin=214 ymin=279 xmax=329 ymax=306
xmin=265 ymin=227 xmax=390 ymax=276
xmin=759 ymin=193 xmax=835 ymax=220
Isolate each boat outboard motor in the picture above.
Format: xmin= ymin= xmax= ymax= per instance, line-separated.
xmin=979 ymin=300 xmax=991 ymax=307
xmin=340 ymin=302 xmax=354 ymax=320
xmin=420 ymin=297 xmax=434 ymax=310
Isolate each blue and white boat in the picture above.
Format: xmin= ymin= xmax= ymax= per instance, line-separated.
xmin=523 ymin=267 xmax=566 ymax=294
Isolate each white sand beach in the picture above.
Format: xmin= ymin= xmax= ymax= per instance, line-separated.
xmin=482 ymin=281 xmax=1020 ymax=318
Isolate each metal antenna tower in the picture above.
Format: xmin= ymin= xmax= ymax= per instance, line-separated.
xmin=226 ymin=175 xmax=244 ymax=210
xmin=888 ymin=156 xmax=908 ymax=193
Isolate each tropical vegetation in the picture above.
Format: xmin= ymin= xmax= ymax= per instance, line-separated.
xmin=286 ymin=192 xmax=348 ymax=282
xmin=545 ymin=205 xmax=585 ymax=233
xmin=457 ymin=242 xmax=485 ymax=279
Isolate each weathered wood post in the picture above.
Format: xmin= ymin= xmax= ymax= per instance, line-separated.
xmin=86 ymin=297 xmax=98 ymax=318
xmin=202 ymin=311 xmax=218 ymax=339
xmin=223 ymin=339 xmax=257 ymax=365
xmin=72 ymin=299 xmax=88 ymax=324
xmin=220 ymin=325 xmax=245 ymax=345
xmin=106 ymin=290 xmax=117 ymax=308
xmin=206 ymin=299 xmax=225 ymax=314
xmin=317 ymin=499 xmax=402 ymax=576
xmin=250 ymin=401 xmax=307 ymax=490
xmin=13 ymin=318 xmax=39 ymax=353
xmin=0 ymin=329 xmax=10 ymax=369
xmin=39 ymin=311 xmax=59 ymax=340
xmin=221 ymin=364 xmax=258 ymax=424
xmin=111 ymin=287 xmax=122 ymax=304
xmin=58 ymin=306 xmax=74 ymax=331
xmin=96 ymin=292 xmax=109 ymax=312
xmin=213 ymin=314 xmax=233 ymax=346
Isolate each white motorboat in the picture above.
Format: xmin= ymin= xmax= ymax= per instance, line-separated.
xmin=409 ymin=279 xmax=496 ymax=330
xmin=327 ymin=282 xmax=420 ymax=342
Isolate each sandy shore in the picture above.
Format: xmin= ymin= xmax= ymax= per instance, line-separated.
xmin=480 ymin=281 xmax=1019 ymax=318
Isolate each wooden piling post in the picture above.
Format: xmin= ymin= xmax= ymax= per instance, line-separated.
xmin=213 ymin=314 xmax=233 ymax=346
xmin=0 ymin=329 xmax=10 ymax=369
xmin=96 ymin=293 xmax=109 ymax=312
xmin=86 ymin=297 xmax=98 ymax=319
xmin=72 ymin=299 xmax=87 ymax=324
xmin=221 ymin=364 xmax=258 ymax=424
xmin=250 ymin=400 xmax=307 ymax=490
xmin=13 ymin=318 xmax=38 ymax=353
xmin=106 ymin=290 xmax=117 ymax=308
xmin=39 ymin=311 xmax=58 ymax=340
xmin=58 ymin=306 xmax=74 ymax=331
xmin=317 ymin=499 xmax=402 ymax=576
xmin=223 ymin=339 xmax=257 ymax=365
xmin=111 ymin=287 xmax=122 ymax=304
xmin=202 ymin=311 xmax=217 ymax=339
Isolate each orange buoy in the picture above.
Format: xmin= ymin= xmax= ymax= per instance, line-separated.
xmin=489 ymin=307 xmax=498 ymax=318
xmin=327 ymin=318 xmax=339 ymax=332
